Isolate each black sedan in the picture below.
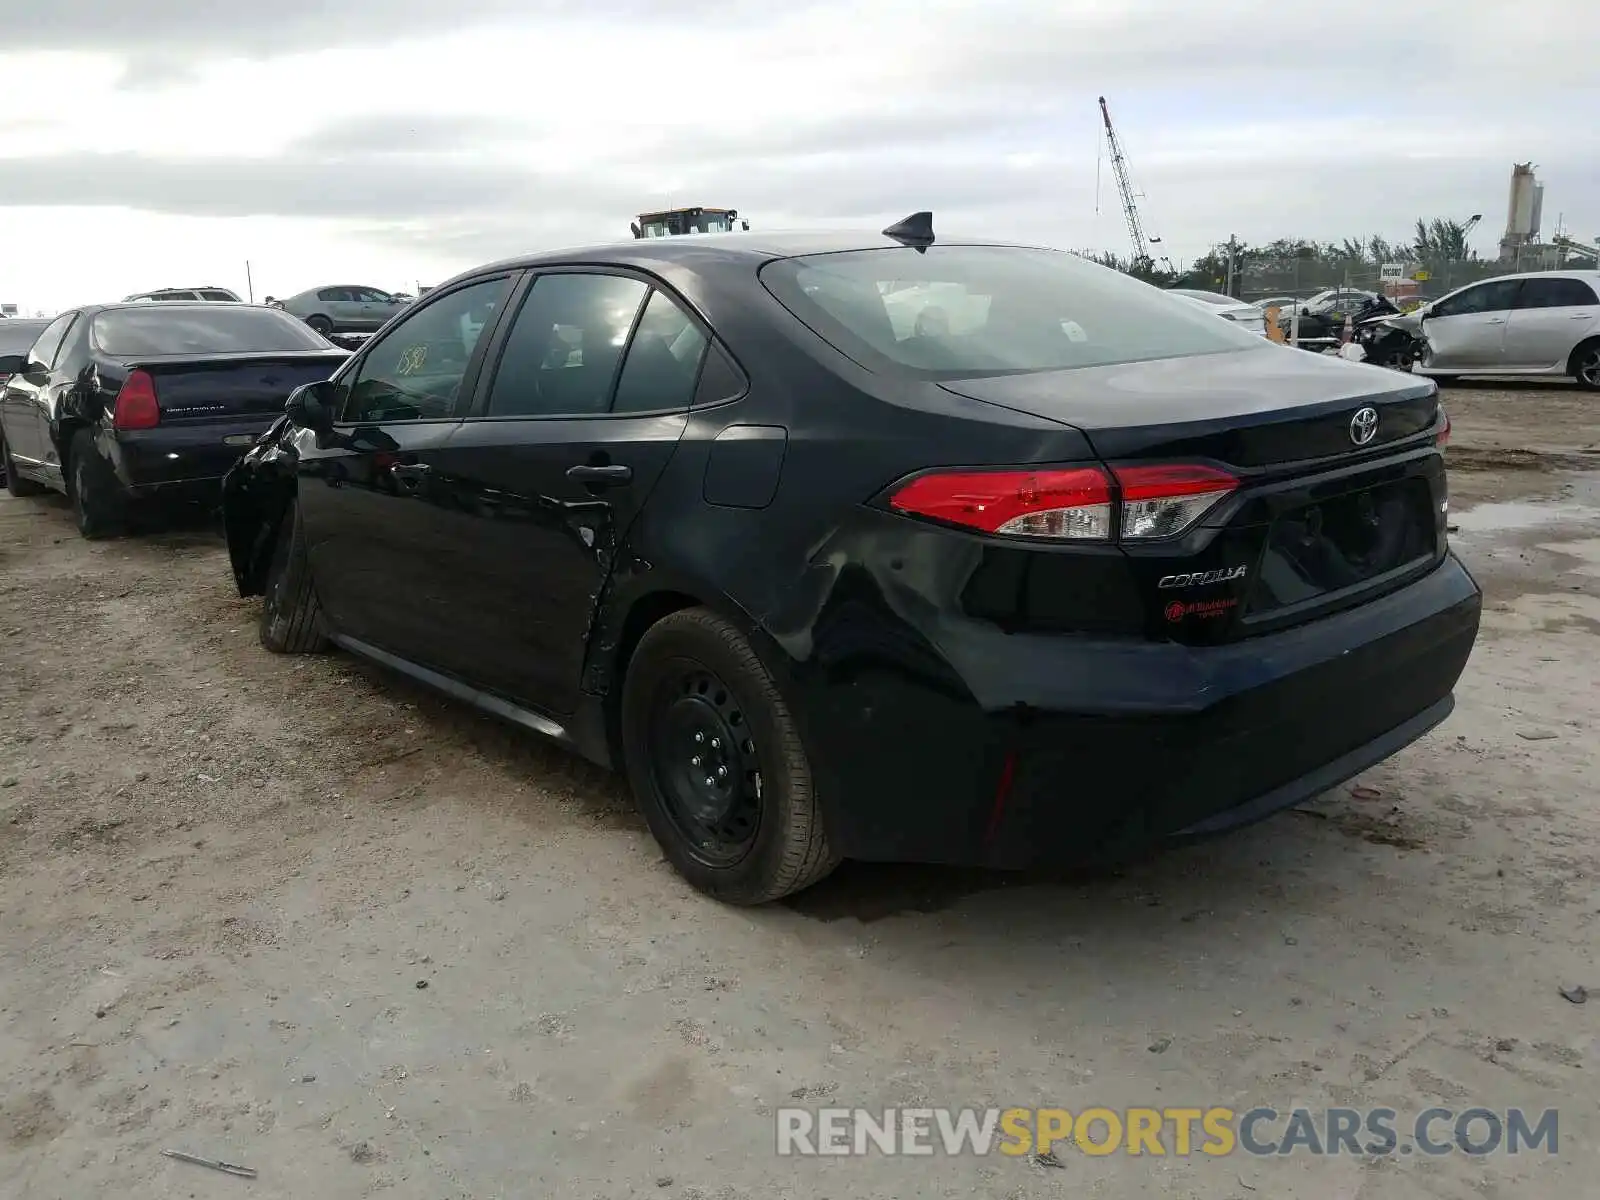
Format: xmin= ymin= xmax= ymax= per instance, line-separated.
xmin=222 ymin=217 xmax=1481 ymax=904
xmin=0 ymin=303 xmax=348 ymax=537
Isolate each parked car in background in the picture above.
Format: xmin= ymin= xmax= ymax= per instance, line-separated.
xmin=222 ymin=222 xmax=1478 ymax=905
xmin=1409 ymin=271 xmax=1600 ymax=389
xmin=0 ymin=303 xmax=347 ymax=536
xmin=0 ymin=317 xmax=50 ymax=487
xmin=1168 ymin=289 xmax=1268 ymax=335
xmin=124 ymin=286 xmax=244 ymax=303
xmin=1253 ymin=295 xmax=1303 ymax=318
xmin=270 ymin=285 xmax=410 ymax=335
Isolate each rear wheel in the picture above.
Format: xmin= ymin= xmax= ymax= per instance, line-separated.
xmin=1 ymin=430 xmax=45 ymax=497
xmin=68 ymin=429 xmax=126 ymax=538
xmin=1571 ymin=338 xmax=1600 ymax=392
xmin=306 ymin=315 xmax=333 ymax=336
xmin=620 ymin=608 xmax=838 ymax=905
xmin=259 ymin=502 xmax=329 ymax=653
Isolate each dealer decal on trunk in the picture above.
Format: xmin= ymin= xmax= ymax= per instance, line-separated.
xmin=1165 ymin=597 xmax=1239 ymax=622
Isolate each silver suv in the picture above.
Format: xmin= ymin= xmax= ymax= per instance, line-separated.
xmin=124 ymin=287 xmax=243 ymax=303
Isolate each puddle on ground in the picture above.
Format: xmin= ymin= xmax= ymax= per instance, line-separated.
xmin=1450 ymin=500 xmax=1600 ymax=535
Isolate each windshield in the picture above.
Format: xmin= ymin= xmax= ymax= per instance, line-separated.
xmin=0 ymin=320 xmax=49 ymax=355
xmin=761 ymin=246 xmax=1265 ymax=378
xmin=92 ymin=306 xmax=334 ymax=356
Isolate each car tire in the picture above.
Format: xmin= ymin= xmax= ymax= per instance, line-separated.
xmin=621 ymin=607 xmax=838 ymax=905
xmin=259 ymin=502 xmax=329 ymax=654
xmin=1 ymin=430 xmax=45 ymax=497
xmin=1570 ymin=338 xmax=1600 ymax=392
xmin=68 ymin=429 xmax=126 ymax=538
xmin=306 ymin=315 xmax=333 ymax=336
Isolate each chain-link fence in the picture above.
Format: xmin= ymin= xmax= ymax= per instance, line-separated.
xmin=1236 ymin=249 xmax=1597 ymax=307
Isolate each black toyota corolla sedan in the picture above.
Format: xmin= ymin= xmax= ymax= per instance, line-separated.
xmin=222 ymin=217 xmax=1481 ymax=904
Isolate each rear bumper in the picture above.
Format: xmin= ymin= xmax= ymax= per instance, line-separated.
xmin=790 ymin=552 xmax=1481 ymax=868
xmin=107 ymin=420 xmax=272 ymax=500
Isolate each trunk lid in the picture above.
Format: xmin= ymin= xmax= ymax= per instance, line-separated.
xmin=938 ymin=345 xmax=1440 ymax=467
xmin=125 ymin=351 xmax=348 ymax=423
xmin=938 ymin=348 xmax=1448 ymax=645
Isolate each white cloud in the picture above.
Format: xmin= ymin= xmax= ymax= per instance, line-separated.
xmin=1 ymin=0 xmax=1596 ymax=312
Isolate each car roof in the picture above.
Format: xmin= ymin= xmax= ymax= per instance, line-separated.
xmin=465 ymin=229 xmax=1046 ymax=281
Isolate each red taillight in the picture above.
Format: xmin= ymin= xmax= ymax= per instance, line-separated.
xmin=888 ymin=462 xmax=1237 ymax=542
xmin=1436 ymin=411 xmax=1451 ymax=446
xmin=1112 ymin=463 xmax=1239 ymax=540
xmin=113 ymin=370 xmax=160 ymax=430
xmin=889 ymin=467 xmax=1114 ymax=539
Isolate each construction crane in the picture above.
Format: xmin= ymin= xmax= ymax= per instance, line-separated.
xmin=1097 ymin=96 xmax=1160 ymax=267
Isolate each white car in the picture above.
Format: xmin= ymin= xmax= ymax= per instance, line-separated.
xmin=123 ymin=286 xmax=243 ymax=303
xmin=1168 ymin=289 xmax=1268 ymax=336
xmin=1410 ymin=271 xmax=1600 ymax=389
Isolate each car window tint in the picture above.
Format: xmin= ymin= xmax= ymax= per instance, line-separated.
xmin=693 ymin=342 xmax=745 ymax=407
xmin=342 ymin=278 xmax=508 ymax=424
xmin=485 ymin=273 xmax=649 ymax=417
xmin=92 ymin=307 xmax=330 ymax=355
xmin=27 ymin=313 xmax=77 ymax=368
xmin=761 ymin=246 xmax=1262 ymax=378
xmin=317 ymin=288 xmax=347 ymax=303
xmin=1516 ymin=277 xmax=1599 ymax=309
xmin=1435 ymin=280 xmax=1520 ymax=317
xmin=611 ymin=289 xmax=708 ymax=413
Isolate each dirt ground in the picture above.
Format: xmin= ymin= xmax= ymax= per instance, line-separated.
xmin=2 ymin=380 xmax=1598 ymax=1199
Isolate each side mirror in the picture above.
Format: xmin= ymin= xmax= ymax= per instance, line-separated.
xmin=286 ymin=380 xmax=336 ymax=433
xmin=0 ymin=353 xmax=27 ymax=377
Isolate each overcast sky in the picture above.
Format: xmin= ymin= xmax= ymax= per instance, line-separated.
xmin=2 ymin=0 xmax=1596 ymax=312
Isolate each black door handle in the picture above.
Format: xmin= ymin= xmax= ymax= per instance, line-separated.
xmin=566 ymin=463 xmax=633 ymax=486
xmin=390 ymin=463 xmax=431 ymax=482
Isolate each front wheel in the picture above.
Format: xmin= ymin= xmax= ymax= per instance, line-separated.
xmin=259 ymin=502 xmax=329 ymax=653
xmin=620 ymin=608 xmax=838 ymax=905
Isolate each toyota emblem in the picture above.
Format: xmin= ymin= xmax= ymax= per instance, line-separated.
xmin=1349 ymin=406 xmax=1379 ymax=446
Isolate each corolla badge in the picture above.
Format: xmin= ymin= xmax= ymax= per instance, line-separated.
xmin=1349 ymin=406 xmax=1379 ymax=446
xmin=1158 ymin=565 xmax=1248 ymax=589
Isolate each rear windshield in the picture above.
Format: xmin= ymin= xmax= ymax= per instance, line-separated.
xmin=92 ymin=306 xmax=333 ymax=356
xmin=0 ymin=321 xmax=50 ymax=355
xmin=760 ymin=245 xmax=1264 ymax=378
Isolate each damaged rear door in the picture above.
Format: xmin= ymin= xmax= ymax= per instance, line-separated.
xmin=426 ymin=270 xmax=707 ymax=714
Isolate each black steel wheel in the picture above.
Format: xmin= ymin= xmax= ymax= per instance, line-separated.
xmin=646 ymin=663 xmax=764 ymax=866
xmin=621 ymin=608 xmax=838 ymax=904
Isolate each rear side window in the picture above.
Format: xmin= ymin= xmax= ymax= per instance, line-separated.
xmin=760 ymin=246 xmax=1263 ymax=378
xmin=1516 ymin=278 xmax=1598 ymax=309
xmin=317 ymin=288 xmax=349 ymax=302
xmin=199 ymin=290 xmax=239 ymax=302
xmin=92 ymin=307 xmax=333 ymax=355
xmin=612 ymin=289 xmax=708 ymax=413
xmin=485 ymin=273 xmax=649 ymax=417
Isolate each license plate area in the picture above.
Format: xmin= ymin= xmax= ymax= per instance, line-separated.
xmin=1243 ymin=477 xmax=1436 ymax=619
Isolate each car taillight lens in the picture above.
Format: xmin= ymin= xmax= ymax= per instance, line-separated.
xmin=113 ymin=369 xmax=160 ymax=430
xmin=1436 ymin=410 xmax=1451 ymax=446
xmin=889 ymin=467 xmax=1114 ymax=539
xmin=1113 ymin=463 xmax=1239 ymax=540
xmin=888 ymin=462 xmax=1238 ymax=542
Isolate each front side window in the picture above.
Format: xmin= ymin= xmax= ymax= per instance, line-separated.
xmin=485 ymin=273 xmax=649 ymax=417
xmin=1434 ymin=279 xmax=1521 ymax=317
xmin=761 ymin=245 xmax=1263 ymax=378
xmin=341 ymin=278 xmax=510 ymax=424
xmin=354 ymin=288 xmax=391 ymax=303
